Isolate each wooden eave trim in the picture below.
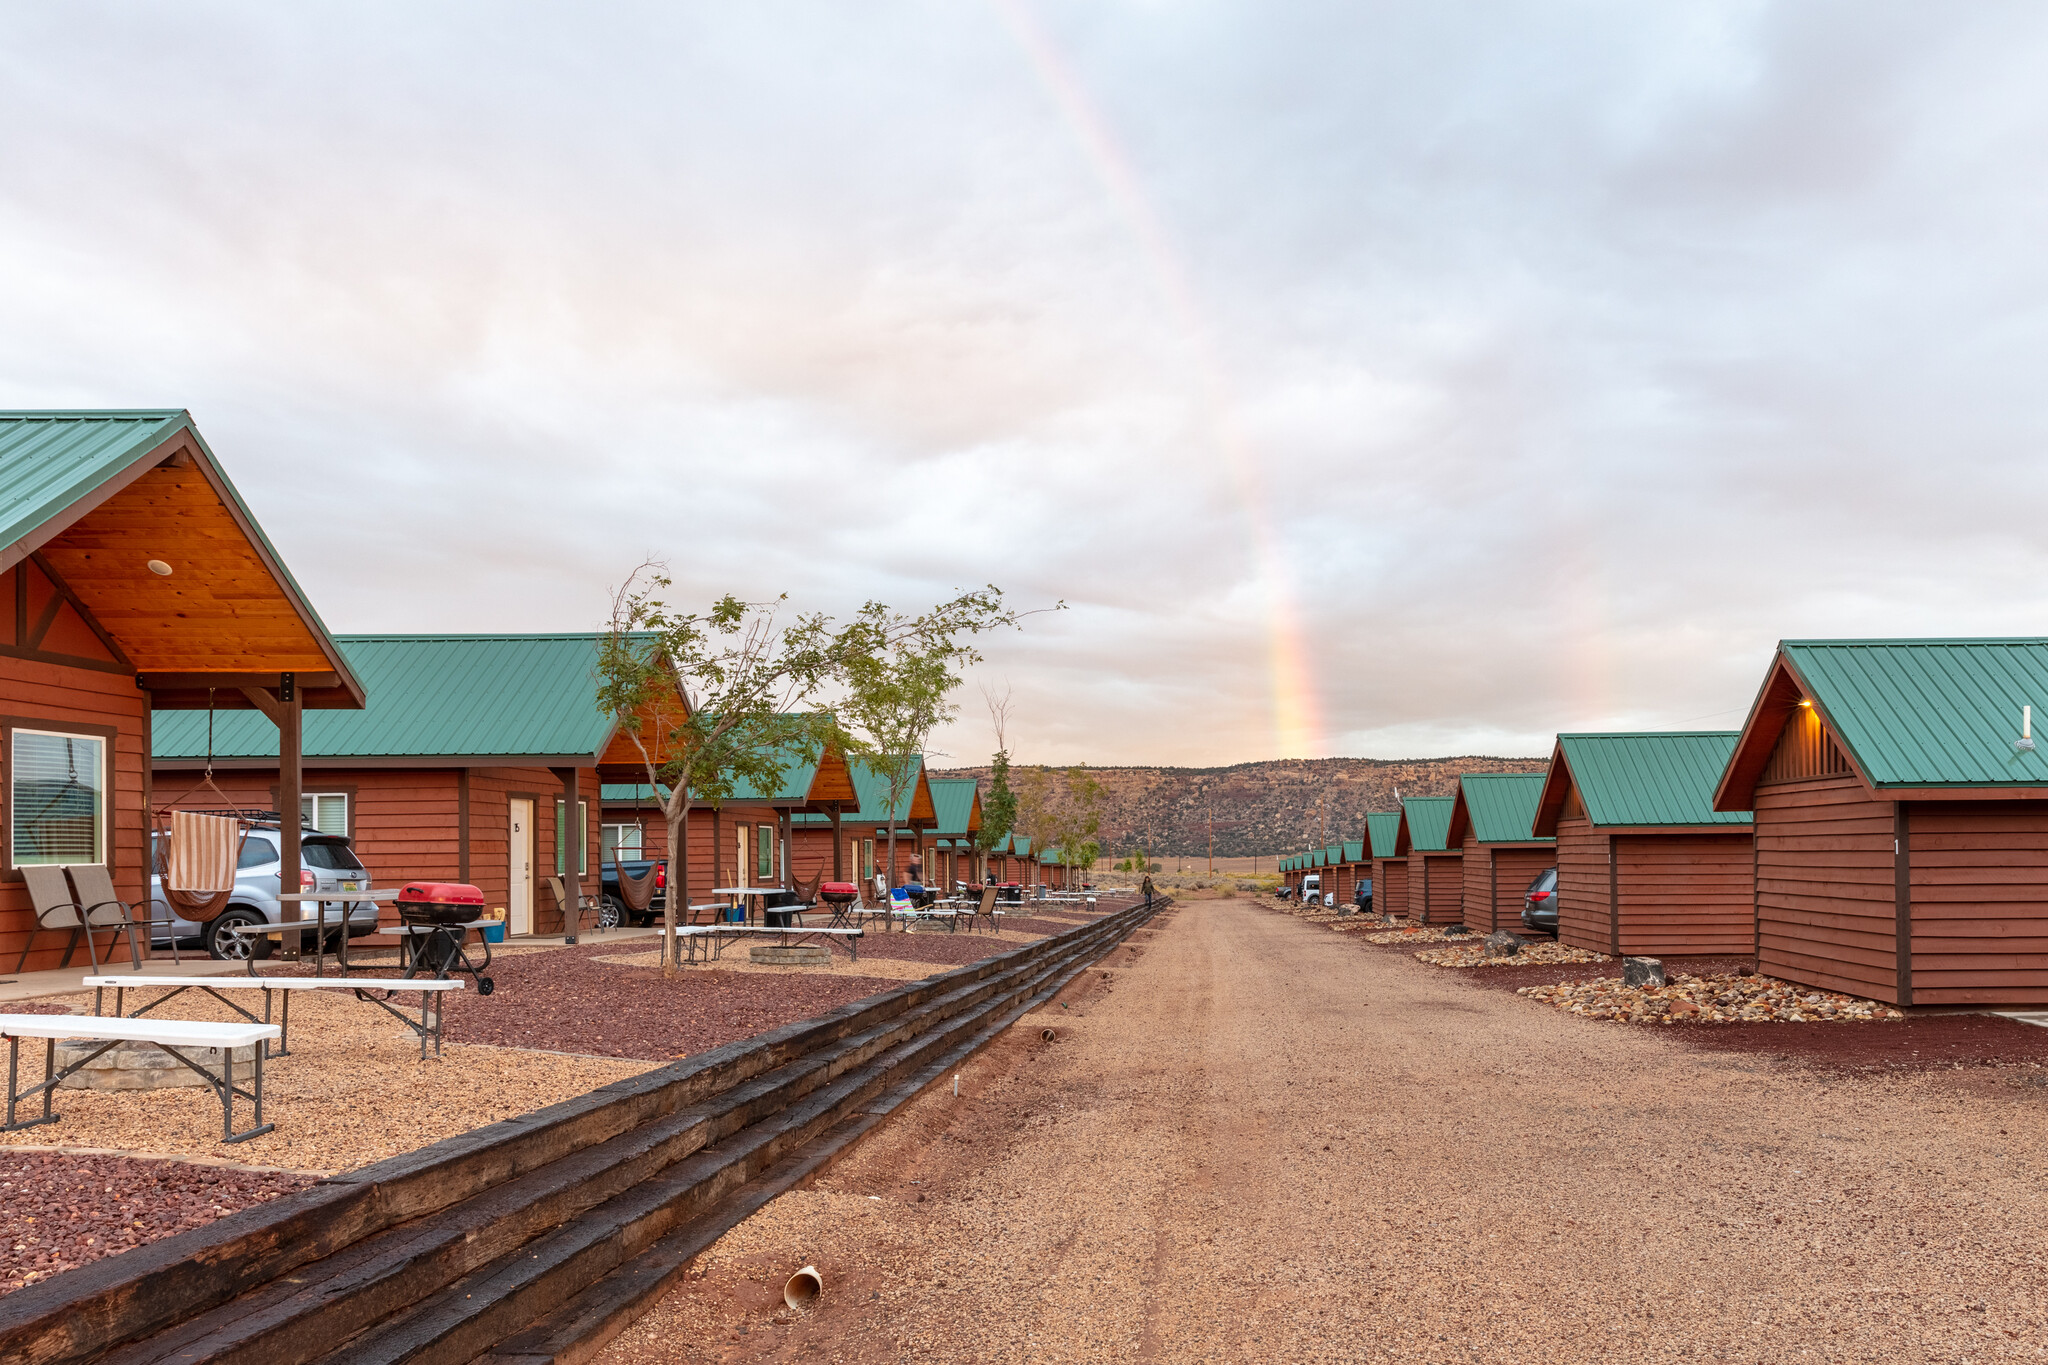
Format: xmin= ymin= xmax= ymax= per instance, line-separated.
xmin=0 ymin=427 xmax=186 ymax=575
xmin=1444 ymin=789 xmax=1472 ymax=848
xmin=153 ymin=752 xmax=607 ymax=770
xmin=1472 ymin=838 xmax=1556 ymax=849
xmin=1531 ymin=742 xmax=1574 ymax=837
xmin=1861 ymin=785 xmax=2048 ymax=802
xmin=174 ymin=436 xmax=368 ymax=710
xmin=27 ymin=551 xmax=134 ymax=670
xmin=1715 ymin=651 xmax=1883 ymax=811
xmin=1587 ymin=823 xmax=1754 ymax=836
xmin=1392 ymin=808 xmax=1414 ymax=856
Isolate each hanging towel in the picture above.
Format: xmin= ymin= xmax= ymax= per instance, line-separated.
xmin=163 ymin=810 xmax=241 ymax=920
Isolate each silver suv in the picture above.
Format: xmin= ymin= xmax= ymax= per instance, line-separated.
xmin=149 ymin=822 xmax=379 ymax=959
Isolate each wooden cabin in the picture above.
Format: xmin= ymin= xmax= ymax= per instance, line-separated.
xmin=1 ymin=410 xmax=365 ymax=969
xmin=1716 ymin=638 xmax=2048 ymax=1008
xmin=791 ymin=756 xmax=933 ymax=889
xmin=1448 ymin=773 xmax=1556 ymax=934
xmin=1366 ymin=812 xmax=1404 ymax=916
xmin=155 ymin=634 xmax=624 ymax=939
xmin=1532 ymin=732 xmax=1753 ymax=956
xmin=1333 ymin=839 xmax=1363 ymax=905
xmin=1396 ymin=797 xmax=1464 ymax=925
xmin=925 ymin=777 xmax=982 ymax=889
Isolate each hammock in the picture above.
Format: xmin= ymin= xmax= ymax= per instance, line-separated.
xmin=157 ymin=808 xmax=247 ymax=922
xmin=616 ymin=860 xmax=659 ymax=914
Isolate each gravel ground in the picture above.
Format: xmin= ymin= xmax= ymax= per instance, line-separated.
xmin=597 ymin=898 xmax=2048 ymax=1364
xmin=0 ymin=984 xmax=651 ymax=1172
xmin=441 ymin=942 xmax=903 ymax=1060
xmin=0 ymin=1152 xmax=315 ymax=1295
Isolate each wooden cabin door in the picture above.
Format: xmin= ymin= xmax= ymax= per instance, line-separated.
xmin=508 ymin=798 xmax=534 ymax=936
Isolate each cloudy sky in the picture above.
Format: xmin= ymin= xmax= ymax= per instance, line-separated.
xmin=7 ymin=2 xmax=2048 ymax=767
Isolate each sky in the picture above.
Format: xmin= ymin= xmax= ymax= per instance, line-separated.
xmin=7 ymin=2 xmax=2048 ymax=768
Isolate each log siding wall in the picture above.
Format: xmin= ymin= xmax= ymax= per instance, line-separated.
xmin=1907 ymin=801 xmax=2048 ymax=1007
xmin=1615 ymin=833 xmax=1755 ymax=956
xmin=1409 ymin=853 xmax=1464 ymax=924
xmin=1375 ymin=858 xmax=1408 ymax=918
xmin=1554 ymin=811 xmax=1612 ymax=954
xmin=1754 ymin=772 xmax=1898 ymax=1001
xmin=1460 ymin=843 xmax=1555 ymax=934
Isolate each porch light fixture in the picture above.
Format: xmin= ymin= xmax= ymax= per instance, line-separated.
xmin=146 ymin=559 xmax=172 ymax=576
xmin=1797 ymin=698 xmax=1812 ymax=709
xmin=2019 ymin=705 xmax=2035 ymax=753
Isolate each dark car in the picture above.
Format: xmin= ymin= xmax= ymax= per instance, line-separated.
xmin=1520 ymin=867 xmax=1559 ymax=936
xmin=598 ymin=859 xmax=667 ymax=927
xmin=1354 ymin=878 xmax=1373 ymax=913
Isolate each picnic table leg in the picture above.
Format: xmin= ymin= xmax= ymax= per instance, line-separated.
xmin=5 ymin=1037 xmax=15 ymax=1128
xmin=41 ymin=1039 xmax=54 ymax=1126
xmin=251 ymin=1044 xmax=265 ymax=1135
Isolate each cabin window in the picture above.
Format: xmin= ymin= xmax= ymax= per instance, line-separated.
xmin=756 ymin=824 xmax=775 ymax=880
xmin=301 ymin=792 xmax=349 ymax=837
xmin=8 ymin=728 xmax=106 ymax=867
xmin=554 ymin=799 xmax=588 ymax=875
xmin=602 ymin=824 xmax=642 ymax=861
xmin=863 ymin=838 xmax=874 ymax=878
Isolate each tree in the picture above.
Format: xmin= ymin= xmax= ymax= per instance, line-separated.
xmin=602 ymin=569 xmax=1031 ymax=973
xmin=1015 ymin=764 xmax=1102 ymax=886
xmin=598 ymin=567 xmax=848 ymax=974
xmin=836 ymin=591 xmax=1022 ymax=891
xmin=973 ymin=683 xmax=1017 ymax=883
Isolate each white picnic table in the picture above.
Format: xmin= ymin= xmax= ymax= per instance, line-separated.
xmin=255 ymin=888 xmax=399 ymax=976
xmin=86 ymin=973 xmax=463 ymax=1060
xmin=0 ymin=1012 xmax=279 ymax=1142
xmin=662 ymin=923 xmax=863 ymax=964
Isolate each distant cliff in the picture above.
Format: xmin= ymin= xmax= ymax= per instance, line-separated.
xmin=929 ymin=755 xmax=1548 ymax=858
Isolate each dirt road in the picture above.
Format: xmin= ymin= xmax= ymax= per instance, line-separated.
xmin=600 ymin=899 xmax=2048 ymax=1363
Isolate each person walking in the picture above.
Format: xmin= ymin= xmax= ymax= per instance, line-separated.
xmin=1141 ymin=872 xmax=1156 ymax=908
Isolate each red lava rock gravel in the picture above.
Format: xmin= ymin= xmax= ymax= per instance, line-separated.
xmin=0 ymin=1152 xmax=314 ymax=1294
xmin=443 ymin=942 xmax=900 ymax=1060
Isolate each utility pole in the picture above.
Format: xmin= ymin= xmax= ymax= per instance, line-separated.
xmin=1207 ymin=794 xmax=1214 ymax=874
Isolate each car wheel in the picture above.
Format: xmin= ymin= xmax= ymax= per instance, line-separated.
xmin=597 ymin=896 xmax=625 ymax=930
xmin=206 ymin=909 xmax=272 ymax=961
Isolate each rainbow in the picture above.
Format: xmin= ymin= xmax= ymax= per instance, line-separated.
xmin=990 ymin=0 xmax=1325 ymax=757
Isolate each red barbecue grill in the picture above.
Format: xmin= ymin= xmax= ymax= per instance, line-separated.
xmin=819 ymin=881 xmax=859 ymax=929
xmin=395 ymin=881 xmax=495 ymax=995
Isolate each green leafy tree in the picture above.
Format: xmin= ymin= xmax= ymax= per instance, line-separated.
xmin=837 ymin=590 xmax=1023 ymax=888
xmin=599 ymin=567 xmax=849 ymax=973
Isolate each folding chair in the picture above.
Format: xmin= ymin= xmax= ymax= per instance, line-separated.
xmin=14 ymin=865 xmax=141 ymax=971
xmin=67 ymin=865 xmax=153 ymax=970
xmin=546 ymin=877 xmax=603 ymax=936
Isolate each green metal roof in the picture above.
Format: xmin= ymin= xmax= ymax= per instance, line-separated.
xmin=927 ymin=778 xmax=979 ymax=837
xmin=601 ymin=782 xmax=669 ymax=804
xmin=1366 ymin=811 xmax=1402 ymax=859
xmin=1456 ymin=773 xmax=1554 ymax=845
xmin=1781 ymin=639 xmax=2048 ymax=788
xmin=1558 ymin=732 xmax=1752 ymax=828
xmin=793 ymin=756 xmax=921 ymax=826
xmin=156 ymin=634 xmax=609 ymax=761
xmin=0 ymin=410 xmax=363 ymax=704
xmin=1401 ymin=796 xmax=1457 ymax=852
xmin=1343 ymin=839 xmax=1363 ymax=862
xmin=1325 ymin=843 xmax=1343 ymax=864
xmin=0 ymin=411 xmax=190 ymax=564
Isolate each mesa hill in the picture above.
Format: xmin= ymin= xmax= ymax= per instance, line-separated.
xmin=928 ymin=755 xmax=1547 ymax=859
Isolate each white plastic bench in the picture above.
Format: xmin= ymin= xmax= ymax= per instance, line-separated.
xmin=86 ymin=974 xmax=463 ymax=1060
xmin=0 ymin=1013 xmax=280 ymax=1143
xmin=664 ymin=924 xmax=864 ymax=964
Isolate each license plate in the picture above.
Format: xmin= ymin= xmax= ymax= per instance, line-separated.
xmin=341 ymin=882 xmax=361 ymax=893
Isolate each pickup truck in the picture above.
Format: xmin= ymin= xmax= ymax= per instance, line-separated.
xmin=598 ymin=859 xmax=667 ymax=927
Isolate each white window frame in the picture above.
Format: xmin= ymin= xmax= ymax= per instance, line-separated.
xmin=301 ymin=792 xmax=349 ymax=837
xmin=602 ymin=822 xmax=643 ymax=861
xmin=9 ymin=726 xmax=108 ymax=868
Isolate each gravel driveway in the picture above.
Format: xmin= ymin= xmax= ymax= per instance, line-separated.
xmin=598 ymin=897 xmax=2048 ymax=1364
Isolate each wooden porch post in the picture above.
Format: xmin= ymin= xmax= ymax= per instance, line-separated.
xmin=278 ymin=673 xmax=303 ymax=956
xmin=831 ymin=803 xmax=843 ymax=880
xmin=555 ymin=767 xmax=582 ymax=944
